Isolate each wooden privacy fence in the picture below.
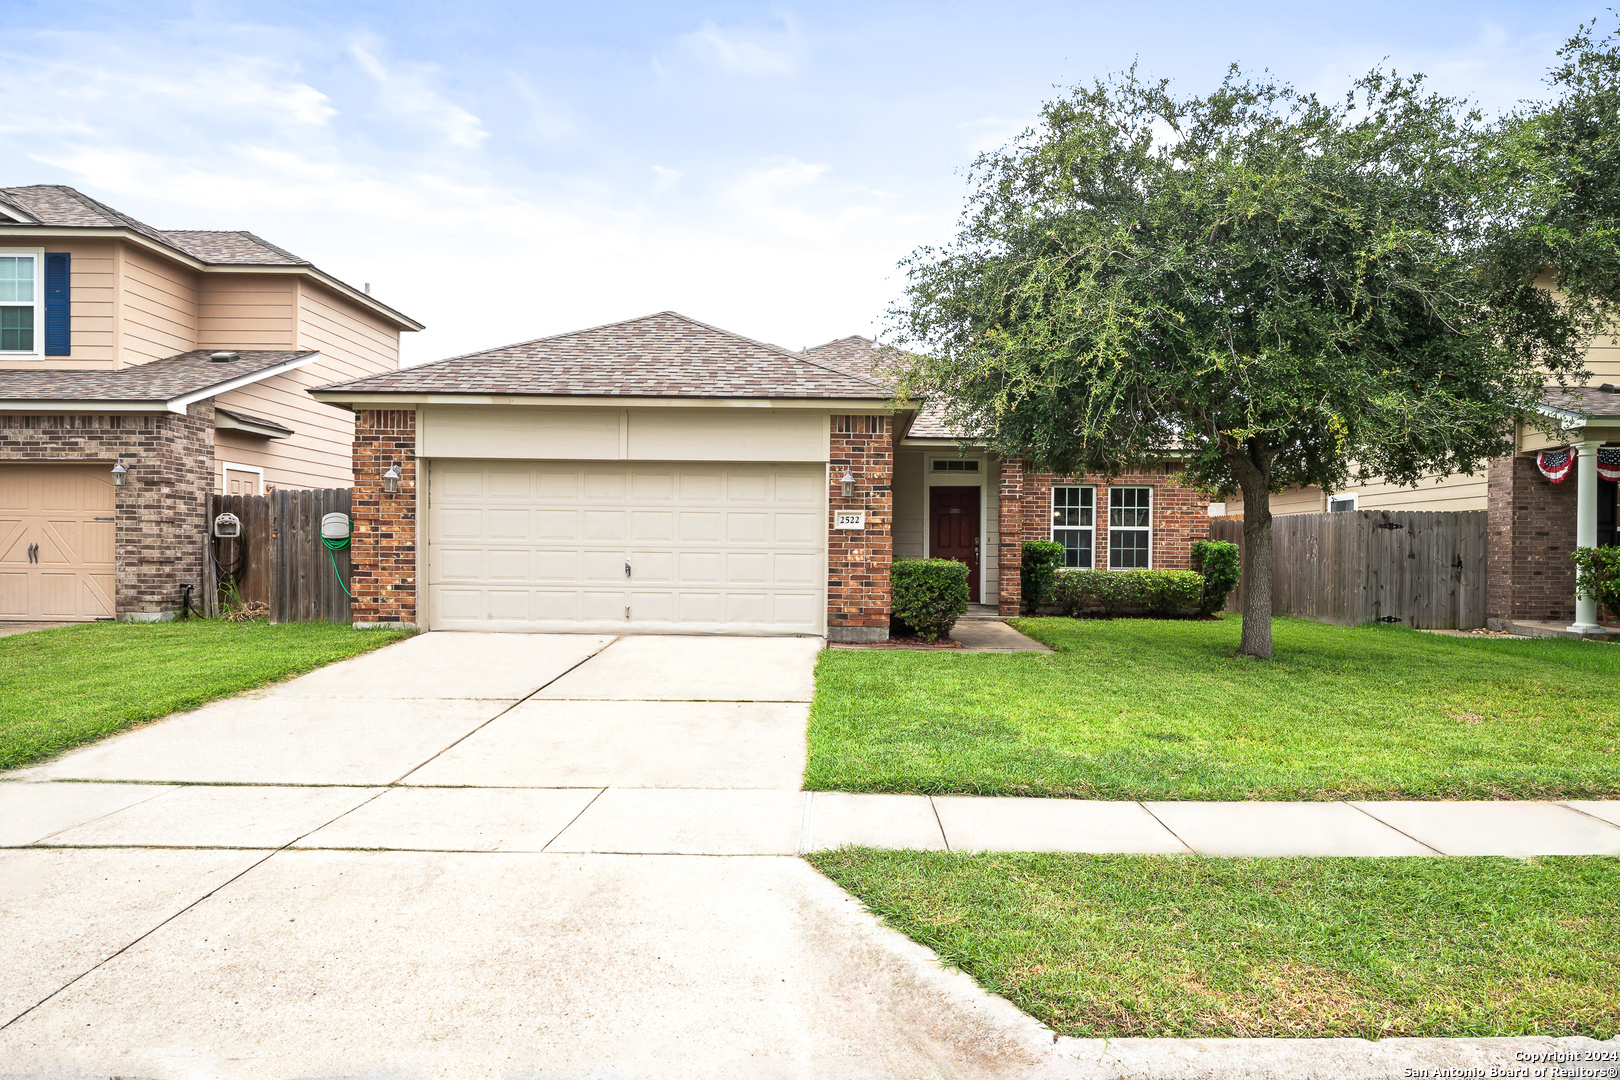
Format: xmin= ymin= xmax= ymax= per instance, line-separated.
xmin=202 ymin=488 xmax=353 ymax=624
xmin=1210 ymin=510 xmax=1488 ymax=629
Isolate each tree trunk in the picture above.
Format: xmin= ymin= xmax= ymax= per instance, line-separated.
xmin=1224 ymin=437 xmax=1275 ymax=659
xmin=1239 ymin=487 xmax=1274 ymax=659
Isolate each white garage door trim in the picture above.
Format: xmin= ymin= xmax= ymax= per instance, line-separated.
xmin=425 ymin=459 xmax=827 ymax=636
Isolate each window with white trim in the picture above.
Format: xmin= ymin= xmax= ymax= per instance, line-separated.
xmin=0 ymin=252 xmax=39 ymax=353
xmin=1329 ymin=493 xmax=1358 ymax=512
xmin=1108 ymin=486 xmax=1152 ymax=568
xmin=1051 ymin=485 xmax=1094 ymax=567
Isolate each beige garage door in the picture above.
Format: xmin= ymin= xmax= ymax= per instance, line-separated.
xmin=427 ymin=460 xmax=826 ymax=634
xmin=0 ymin=463 xmax=116 ymax=620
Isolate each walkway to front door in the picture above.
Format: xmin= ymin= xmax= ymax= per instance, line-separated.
xmin=929 ymin=484 xmax=981 ymax=600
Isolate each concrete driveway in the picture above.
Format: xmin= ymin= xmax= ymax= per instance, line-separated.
xmin=0 ymin=632 xmax=1068 ymax=1079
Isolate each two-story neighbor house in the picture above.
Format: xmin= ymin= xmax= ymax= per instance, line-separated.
xmin=0 ymin=185 xmax=421 ymax=622
xmin=313 ymin=313 xmax=1210 ymax=640
xmin=1218 ymin=326 xmax=1620 ymax=633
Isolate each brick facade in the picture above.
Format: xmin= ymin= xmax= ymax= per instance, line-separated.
xmin=1486 ymin=453 xmax=1579 ymax=626
xmin=0 ymin=406 xmax=214 ymax=618
xmin=827 ymin=414 xmax=893 ymax=642
xmin=997 ymin=458 xmax=1026 ymax=616
xmin=350 ymin=409 xmax=418 ymax=626
xmin=994 ymin=460 xmax=1210 ymax=615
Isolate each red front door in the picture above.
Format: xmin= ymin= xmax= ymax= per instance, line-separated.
xmin=929 ymin=485 xmax=981 ymax=601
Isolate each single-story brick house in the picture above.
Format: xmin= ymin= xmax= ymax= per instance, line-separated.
xmin=314 ymin=313 xmax=1210 ymax=640
xmin=0 ymin=184 xmax=421 ymax=622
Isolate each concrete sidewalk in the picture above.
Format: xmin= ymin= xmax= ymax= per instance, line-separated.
xmin=7 ymin=783 xmax=1620 ymax=857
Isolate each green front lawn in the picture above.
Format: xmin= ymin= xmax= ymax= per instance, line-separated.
xmin=811 ymin=849 xmax=1620 ymax=1039
xmin=0 ymin=621 xmax=412 ymax=771
xmin=805 ymin=618 xmax=1620 ymax=800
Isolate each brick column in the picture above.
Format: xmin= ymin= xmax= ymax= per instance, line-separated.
xmin=827 ymin=414 xmax=893 ymax=642
xmin=1485 ymin=454 xmax=1514 ymax=628
xmin=351 ymin=409 xmax=418 ymax=627
xmin=997 ymin=458 xmax=1024 ymax=615
xmin=1486 ymin=452 xmax=1579 ymax=628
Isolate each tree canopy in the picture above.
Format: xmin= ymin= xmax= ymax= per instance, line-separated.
xmin=886 ymin=47 xmax=1614 ymax=657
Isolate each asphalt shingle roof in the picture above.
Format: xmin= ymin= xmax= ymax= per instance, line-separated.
xmin=0 ymin=185 xmax=308 ymax=266
xmin=802 ymin=334 xmax=967 ymax=438
xmin=0 ymin=351 xmax=314 ymax=403
xmin=1543 ymin=384 xmax=1620 ymax=420
xmin=322 ymin=312 xmax=889 ymax=399
xmin=215 ymin=406 xmax=295 ymax=436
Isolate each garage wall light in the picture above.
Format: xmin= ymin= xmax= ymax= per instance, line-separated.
xmin=383 ymin=463 xmax=401 ymax=494
xmin=110 ymin=461 xmax=128 ymax=488
xmin=840 ymin=471 xmax=857 ymax=498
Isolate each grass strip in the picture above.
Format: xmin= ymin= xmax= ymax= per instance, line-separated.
xmin=810 ymin=848 xmax=1620 ymax=1039
xmin=0 ymin=620 xmax=412 ymax=770
xmin=805 ymin=618 xmax=1620 ymax=800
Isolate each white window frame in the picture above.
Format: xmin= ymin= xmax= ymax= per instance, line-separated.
xmin=221 ymin=462 xmax=264 ymax=496
xmin=1050 ymin=484 xmax=1096 ymax=569
xmin=1107 ymin=486 xmax=1153 ymax=569
xmin=0 ymin=248 xmax=43 ymax=356
xmin=1328 ymin=492 xmax=1359 ymax=512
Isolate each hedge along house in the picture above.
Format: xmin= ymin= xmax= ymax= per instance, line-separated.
xmin=315 ymin=317 xmax=1211 ymax=640
xmin=0 ymin=185 xmax=421 ymax=622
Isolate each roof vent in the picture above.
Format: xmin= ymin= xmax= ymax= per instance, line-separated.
xmin=1600 ymin=383 xmax=1617 ymax=394
xmin=209 ymin=351 xmax=240 ymax=363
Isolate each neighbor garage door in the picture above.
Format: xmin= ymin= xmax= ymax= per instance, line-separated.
xmin=426 ymin=460 xmax=825 ymax=634
xmin=0 ymin=463 xmax=116 ymax=620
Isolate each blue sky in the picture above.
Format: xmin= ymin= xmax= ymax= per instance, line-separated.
xmin=0 ymin=0 xmax=1597 ymax=364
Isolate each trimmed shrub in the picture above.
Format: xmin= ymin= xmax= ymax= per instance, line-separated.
xmin=1020 ymin=540 xmax=1066 ymax=614
xmin=1572 ymin=546 xmax=1620 ymax=620
xmin=890 ymin=558 xmax=971 ymax=641
xmin=1051 ymin=568 xmax=1204 ymax=618
xmin=1191 ymin=539 xmax=1241 ymax=615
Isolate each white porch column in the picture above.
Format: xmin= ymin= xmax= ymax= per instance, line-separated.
xmin=1567 ymin=439 xmax=1604 ymax=634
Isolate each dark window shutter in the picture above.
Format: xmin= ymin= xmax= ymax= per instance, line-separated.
xmin=44 ymin=253 xmax=70 ymax=356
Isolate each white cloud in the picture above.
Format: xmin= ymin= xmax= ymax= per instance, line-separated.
xmin=349 ymin=42 xmax=488 ymax=148
xmin=726 ymin=157 xmax=892 ymax=242
xmin=1308 ymin=21 xmax=1564 ymax=114
xmin=0 ymin=18 xmax=943 ymax=366
xmin=674 ymin=19 xmax=800 ymax=78
xmin=957 ymin=115 xmax=1033 ymax=155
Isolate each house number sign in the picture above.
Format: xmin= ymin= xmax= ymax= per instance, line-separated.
xmin=834 ymin=510 xmax=866 ymax=530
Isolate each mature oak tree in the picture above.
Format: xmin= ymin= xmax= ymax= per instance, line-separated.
xmin=886 ymin=65 xmax=1595 ymax=658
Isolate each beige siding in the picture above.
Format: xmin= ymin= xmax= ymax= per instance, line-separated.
xmin=1341 ymin=470 xmax=1488 ymax=512
xmin=893 ymin=450 xmax=925 ymax=558
xmin=295 ymin=280 xmax=400 ymax=375
xmin=120 ymin=245 xmax=198 ymax=366
xmin=14 ymin=240 xmax=120 ymax=370
xmin=209 ymin=280 xmax=406 ymax=492
xmin=626 ymin=408 xmax=825 ymax=461
xmin=1225 ymin=486 xmax=1327 ymax=516
xmin=197 ymin=275 xmax=296 ymax=350
xmin=1226 ymin=470 xmax=1486 ymax=516
xmin=420 ymin=405 xmax=829 ymax=463
xmin=213 ymin=364 xmax=365 ymax=490
xmin=1586 ymin=336 xmax=1620 ymax=382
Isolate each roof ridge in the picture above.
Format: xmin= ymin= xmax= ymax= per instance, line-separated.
xmin=394 ymin=311 xmax=878 ymax=390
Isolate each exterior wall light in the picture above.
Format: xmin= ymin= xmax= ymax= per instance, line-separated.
xmin=383 ymin=463 xmax=401 ymax=493
xmin=840 ymin=471 xmax=857 ymax=498
xmin=111 ymin=462 xmax=128 ymax=488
